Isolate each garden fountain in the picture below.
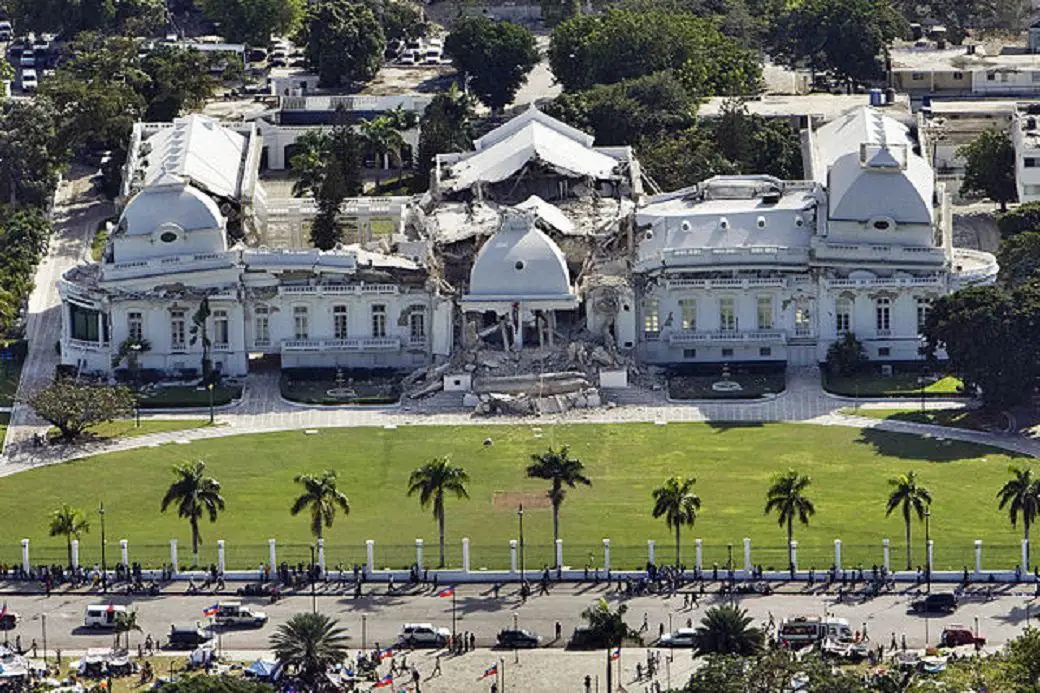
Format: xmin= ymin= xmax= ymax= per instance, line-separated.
xmin=325 ymin=368 xmax=358 ymax=400
xmin=711 ymin=363 xmax=743 ymax=393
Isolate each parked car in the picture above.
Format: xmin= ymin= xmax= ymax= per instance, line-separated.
xmin=18 ymin=52 xmax=34 ymax=68
xmin=20 ymin=68 xmax=36 ymax=91
xmin=496 ymin=629 xmax=540 ymax=648
xmin=213 ymin=601 xmax=268 ymax=628
xmin=397 ymin=50 xmax=417 ymax=66
xmin=0 ymin=609 xmax=18 ymax=631
xmin=247 ymin=48 xmax=267 ymax=63
xmin=84 ymin=604 xmax=128 ymax=629
xmin=659 ymin=628 xmax=698 ymax=648
xmin=423 ymin=48 xmax=442 ymax=65
xmin=398 ymin=623 xmax=450 ymax=647
xmin=911 ymin=593 xmax=957 ymax=614
xmin=939 ymin=625 xmax=985 ymax=648
xmin=0 ymin=21 xmax=13 ymax=41
xmin=168 ymin=625 xmax=214 ymax=649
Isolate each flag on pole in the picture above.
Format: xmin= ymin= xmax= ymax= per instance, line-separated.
xmin=202 ymin=604 xmax=219 ymax=617
xmin=378 ymin=646 xmax=394 ymax=661
xmin=435 ymin=586 xmax=456 ymax=598
xmin=479 ymin=663 xmax=498 ymax=680
xmin=610 ymin=647 xmax=621 ymax=661
xmin=373 ymin=673 xmax=394 ymax=688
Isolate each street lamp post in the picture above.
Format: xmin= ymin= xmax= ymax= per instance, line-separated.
xmin=517 ymin=505 xmax=526 ymax=588
xmin=924 ymin=506 xmax=932 ymax=594
xmin=207 ymin=382 xmax=215 ymax=425
xmin=308 ymin=545 xmax=317 ymax=614
xmin=99 ymin=502 xmax=107 ymax=594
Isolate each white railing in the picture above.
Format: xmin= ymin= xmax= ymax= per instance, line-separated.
xmin=668 ymin=330 xmax=787 ymax=345
xmin=813 ymin=242 xmax=946 ymax=264
xmin=105 ymin=252 xmax=236 ymax=279
xmin=876 ymin=328 xmax=892 ymax=337
xmin=212 ymin=343 xmax=232 ymax=352
xmin=658 ymin=246 xmax=811 ymax=267
xmin=824 ymin=275 xmax=945 ymax=289
xmin=794 ymin=327 xmax=813 ymax=338
xmin=277 ymin=284 xmax=399 ymax=297
xmin=66 ymin=338 xmax=110 ymax=352
xmin=666 ymin=277 xmax=788 ymax=290
xmin=281 ymin=337 xmax=401 ymax=352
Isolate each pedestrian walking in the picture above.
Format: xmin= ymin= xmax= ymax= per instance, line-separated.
xmin=555 ymin=621 xmax=562 ymax=641
xmin=470 ymin=632 xmax=476 ymax=651
xmin=641 ymin=612 xmax=649 ymax=632
xmin=432 ymin=654 xmax=442 ymax=677
xmin=890 ymin=633 xmax=897 ymax=651
xmin=901 ymin=634 xmax=907 ymax=651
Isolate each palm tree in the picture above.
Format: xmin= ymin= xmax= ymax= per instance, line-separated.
xmin=885 ymin=471 xmax=933 ymax=570
xmin=691 ymin=605 xmax=764 ymax=656
xmin=271 ymin=612 xmax=350 ymax=690
xmin=359 ymin=115 xmax=406 ymax=191
xmin=764 ymin=469 xmax=816 ymax=571
xmin=113 ymin=610 xmax=142 ymax=651
xmin=651 ymin=476 xmax=701 ymax=566
xmin=290 ymin=470 xmax=351 ymax=540
xmin=48 ymin=504 xmax=89 ymax=568
xmin=526 ymin=446 xmax=591 ymax=561
xmin=406 ymin=456 xmax=470 ymax=568
xmin=581 ymin=598 xmax=641 ymax=648
xmin=160 ymin=460 xmax=225 ymax=565
xmin=998 ymin=465 xmax=1040 ymax=567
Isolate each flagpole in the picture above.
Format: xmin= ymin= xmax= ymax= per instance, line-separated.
xmin=452 ymin=589 xmax=457 ymax=644
xmin=500 ymin=656 xmax=505 ymax=693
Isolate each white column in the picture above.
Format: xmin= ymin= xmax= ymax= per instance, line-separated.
xmin=743 ymin=538 xmax=752 ymax=578
xmin=20 ymin=539 xmax=29 ymax=574
xmin=509 ymin=540 xmax=518 ymax=573
xmin=695 ymin=539 xmax=703 ymax=573
xmin=790 ymin=541 xmax=798 ymax=573
xmin=415 ymin=539 xmax=424 ymax=570
xmin=603 ymin=539 xmax=611 ymax=573
xmin=268 ymin=538 xmax=277 ymax=571
xmin=462 ymin=537 xmax=471 ymax=572
xmin=555 ymin=539 xmax=563 ymax=569
xmin=927 ymin=540 xmax=934 ymax=574
xmin=217 ymin=540 xmax=225 ymax=574
xmin=1023 ymin=539 xmax=1030 ymax=573
xmin=120 ymin=539 xmax=128 ymax=568
xmin=170 ymin=539 xmax=179 ymax=575
xmin=317 ymin=539 xmax=325 ymax=574
xmin=71 ymin=539 xmax=80 ymax=569
xmin=365 ymin=540 xmax=375 ymax=573
xmin=834 ymin=539 xmax=842 ymax=572
xmin=975 ymin=540 xmax=982 ymax=575
xmin=883 ymin=539 xmax=890 ymax=572
xmin=647 ymin=539 xmax=655 ymax=566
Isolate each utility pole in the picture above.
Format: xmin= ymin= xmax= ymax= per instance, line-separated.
xmin=309 ymin=545 xmax=317 ymax=614
xmin=517 ymin=505 xmax=526 ymax=589
xmin=99 ymin=502 xmax=107 ymax=594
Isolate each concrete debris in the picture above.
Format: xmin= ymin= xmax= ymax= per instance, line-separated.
xmin=471 ymin=386 xmax=604 ymax=417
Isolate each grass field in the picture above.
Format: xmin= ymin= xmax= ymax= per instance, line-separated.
xmin=0 ymin=423 xmax=1034 ymax=572
xmin=823 ymin=373 xmax=965 ymax=398
xmin=843 ymin=408 xmax=1001 ymax=432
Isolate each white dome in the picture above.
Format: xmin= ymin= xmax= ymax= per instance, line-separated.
xmin=468 ymin=211 xmax=571 ymax=297
xmin=120 ymin=176 xmax=224 ymax=237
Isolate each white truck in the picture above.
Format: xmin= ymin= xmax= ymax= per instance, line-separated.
xmin=214 ymin=601 xmax=268 ymax=628
xmin=777 ymin=616 xmax=853 ymax=648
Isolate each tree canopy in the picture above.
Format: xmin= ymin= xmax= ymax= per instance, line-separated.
xmin=548 ymin=8 xmax=762 ymax=94
xmin=197 ymin=0 xmax=306 ymax=45
xmin=444 ymin=16 xmax=540 ymax=112
xmin=958 ymin=128 xmax=1017 ymax=211
xmin=414 ymin=85 xmax=475 ymax=191
xmin=0 ymin=100 xmax=68 ymax=208
xmin=997 ymin=201 xmax=1040 ymax=238
xmin=998 ymin=231 xmax=1040 ymax=286
xmin=7 ymin=0 xmax=165 ymax=36
xmin=300 ymin=0 xmax=386 ymax=87
xmin=27 ymin=379 xmax=136 ymax=441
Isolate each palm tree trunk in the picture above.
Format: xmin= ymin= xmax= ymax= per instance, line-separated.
xmin=438 ymin=507 xmax=446 ymax=569
xmin=787 ymin=516 xmax=793 ymax=570
xmin=1026 ymin=518 xmax=1032 ymax=569
xmin=192 ymin=518 xmax=200 ymax=566
xmin=675 ymin=524 xmax=681 ymax=567
xmin=905 ymin=517 xmax=912 ymax=571
xmin=552 ymin=501 xmax=561 ymax=567
xmin=67 ymin=535 xmax=73 ymax=569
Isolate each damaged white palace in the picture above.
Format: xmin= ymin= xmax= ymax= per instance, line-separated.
xmin=58 ymin=106 xmax=998 ymax=392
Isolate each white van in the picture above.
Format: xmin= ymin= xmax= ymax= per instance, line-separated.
xmin=84 ymin=604 xmax=128 ymax=629
xmin=778 ymin=616 xmax=852 ymax=648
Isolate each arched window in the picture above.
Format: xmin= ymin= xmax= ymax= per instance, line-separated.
xmin=835 ymin=297 xmax=852 ymax=334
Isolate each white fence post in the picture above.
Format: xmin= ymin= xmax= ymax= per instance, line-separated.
xmin=743 ymin=538 xmax=752 ymax=578
xmin=555 ymin=539 xmax=563 ymax=569
xmin=975 ymin=539 xmax=982 ymax=575
xmin=20 ymin=539 xmax=29 ymax=574
xmin=268 ymin=539 xmax=277 ymax=573
xmin=647 ymin=539 xmax=655 ymax=566
xmin=170 ymin=539 xmax=179 ymax=575
xmin=217 ymin=540 xmax=225 ymax=574
xmin=509 ymin=540 xmax=518 ymax=573
xmin=120 ymin=539 xmax=128 ymax=568
xmin=695 ymin=539 xmax=702 ymax=573
xmin=71 ymin=539 xmax=80 ymax=570
xmin=834 ymin=539 xmax=842 ymax=572
xmin=462 ymin=538 xmax=470 ymax=572
xmin=882 ymin=538 xmax=890 ymax=573
xmin=790 ymin=541 xmax=798 ymax=573
xmin=365 ymin=540 xmax=375 ymax=573
xmin=415 ymin=539 xmax=423 ymax=571
xmin=603 ymin=539 xmax=611 ymax=573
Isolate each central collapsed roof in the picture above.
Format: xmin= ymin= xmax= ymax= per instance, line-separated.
xmin=136 ymin=115 xmax=249 ymax=199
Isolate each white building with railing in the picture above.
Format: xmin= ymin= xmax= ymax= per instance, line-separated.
xmin=633 ymin=107 xmax=998 ymax=367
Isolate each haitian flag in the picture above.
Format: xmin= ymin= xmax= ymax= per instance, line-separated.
xmin=479 ymin=663 xmax=498 ymax=680
xmin=373 ymin=673 xmax=394 ymax=688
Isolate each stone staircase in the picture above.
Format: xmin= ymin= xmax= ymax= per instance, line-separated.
xmin=601 ymin=387 xmax=666 ymax=406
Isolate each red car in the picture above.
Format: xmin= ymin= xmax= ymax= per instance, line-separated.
xmin=940 ymin=626 xmax=985 ymax=648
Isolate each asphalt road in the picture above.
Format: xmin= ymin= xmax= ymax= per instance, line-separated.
xmin=1 ymin=582 xmax=1038 ymax=655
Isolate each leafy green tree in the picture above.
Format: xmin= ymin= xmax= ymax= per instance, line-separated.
xmin=1005 ymin=627 xmax=1040 ymax=689
xmin=549 ymin=8 xmax=761 ymax=94
xmin=290 ymin=130 xmax=334 ymax=198
xmin=771 ymin=0 xmax=905 ymax=87
xmin=270 ymin=613 xmax=350 ymax=689
xmin=684 ymin=649 xmax=873 ymax=692
xmin=290 ymin=470 xmax=350 ymax=540
xmin=406 ymin=456 xmax=470 ymax=568
xmin=999 ymin=232 xmax=1040 ymax=286
xmin=444 ymin=16 xmax=540 ymax=112
xmin=637 ymin=125 xmax=737 ymax=193
xmin=0 ymin=100 xmax=69 ymax=207
xmin=885 ymin=471 xmax=932 ymax=570
xmin=541 ymin=0 xmax=581 ymax=27
xmin=48 ymin=504 xmax=90 ymax=568
xmin=997 ymin=466 xmax=1040 ymax=568
xmin=580 ymin=598 xmax=641 ymax=648
xmin=197 ymin=0 xmax=306 ymax=45
xmin=713 ymin=98 xmax=803 ymax=179
xmin=140 ymin=47 xmax=221 ymax=121
xmin=301 ymin=0 xmax=386 ymax=87
xmin=526 ymin=446 xmax=591 ymax=556
xmin=924 ymin=282 xmax=1040 ymax=410
xmin=358 ymin=115 xmax=406 ymax=191
xmin=160 ymin=460 xmax=225 ymax=565
xmin=113 ymin=609 xmax=142 ymax=649
xmin=159 ymin=676 xmax=274 ymax=692
xmin=825 ymin=333 xmax=869 ymax=377
xmin=691 ymin=605 xmax=764 ymax=656
xmin=997 ymin=201 xmax=1040 ymax=238
xmin=764 ymin=469 xmax=815 ymax=570
xmin=0 ymin=207 xmax=53 ymax=333
xmin=415 ymin=84 xmax=475 ymax=191
xmin=958 ymin=128 xmax=1017 ymax=211
xmin=651 ymin=476 xmax=701 ymax=566
xmin=364 ymin=0 xmax=427 ymax=42
xmin=27 ymin=380 xmax=136 ymax=441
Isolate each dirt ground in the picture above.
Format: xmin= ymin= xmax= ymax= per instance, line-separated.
xmin=492 ymin=491 xmax=551 ymax=510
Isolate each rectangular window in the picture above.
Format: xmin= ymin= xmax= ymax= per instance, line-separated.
xmin=643 ymin=299 xmax=660 ymax=338
xmin=683 ymin=348 xmax=696 ymax=359
xmin=213 ymin=309 xmax=229 ymax=347
xmin=1026 ymin=158 xmax=1038 ymax=168
xmin=953 ymin=71 xmax=964 ymax=80
xmin=293 ymin=306 xmax=309 ymax=340
xmin=333 ymin=305 xmax=348 ymax=340
xmin=987 ymin=72 xmax=996 ymax=81
xmin=127 ymin=311 xmax=143 ymax=341
xmin=916 ymin=298 xmax=932 ymax=332
xmin=719 ymin=297 xmax=737 ymax=332
xmin=371 ymin=304 xmax=387 ymax=338
xmin=409 ymin=310 xmax=426 ymax=342
xmin=878 ymin=347 xmax=891 ymax=357
xmin=721 ymin=348 xmax=734 ymax=358
xmin=759 ymin=347 xmax=772 ymax=357
xmin=911 ymin=72 xmax=924 ymax=81
xmin=795 ymin=307 xmax=811 ymax=334
xmin=756 ymin=297 xmax=773 ymax=330
xmin=835 ymin=298 xmax=851 ymax=334
xmin=1032 ymin=71 xmax=1040 ymax=83
xmin=255 ymin=306 xmax=270 ymax=347
xmin=876 ymin=297 xmax=891 ymax=333
xmin=170 ymin=310 xmax=186 ymax=350
xmin=679 ymin=299 xmax=696 ymax=330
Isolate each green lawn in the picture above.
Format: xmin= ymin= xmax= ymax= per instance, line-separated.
xmin=47 ymin=418 xmax=210 ymax=442
xmin=823 ymin=373 xmax=965 ymax=398
xmin=842 ymin=407 xmax=1003 ymax=432
xmin=138 ymin=384 xmax=243 ymax=409
xmin=0 ymin=423 xmax=1032 ymax=572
